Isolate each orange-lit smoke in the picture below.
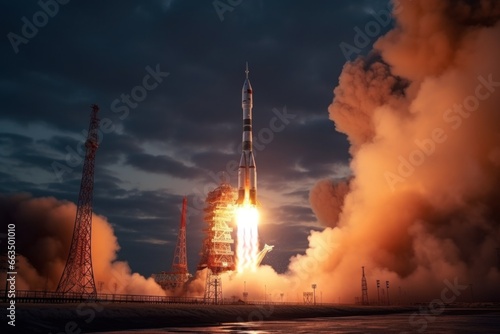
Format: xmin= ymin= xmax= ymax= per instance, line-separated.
xmin=192 ymin=0 xmax=500 ymax=303
xmin=0 ymin=194 xmax=165 ymax=295
xmin=308 ymin=0 xmax=500 ymax=301
xmin=235 ymin=204 xmax=259 ymax=272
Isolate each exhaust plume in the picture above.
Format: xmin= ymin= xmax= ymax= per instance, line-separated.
xmin=318 ymin=0 xmax=500 ymax=301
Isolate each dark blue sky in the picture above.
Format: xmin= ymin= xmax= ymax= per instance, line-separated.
xmin=0 ymin=0 xmax=393 ymax=276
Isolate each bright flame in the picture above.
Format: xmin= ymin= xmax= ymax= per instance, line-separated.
xmin=235 ymin=204 xmax=259 ymax=272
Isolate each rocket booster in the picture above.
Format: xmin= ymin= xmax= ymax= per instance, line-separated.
xmin=237 ymin=63 xmax=257 ymax=206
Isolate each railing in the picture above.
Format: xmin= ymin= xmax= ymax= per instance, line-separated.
xmin=2 ymin=290 xmax=409 ymax=306
xmin=1 ymin=290 xmax=206 ymax=304
xmin=1 ymin=290 xmax=350 ymax=306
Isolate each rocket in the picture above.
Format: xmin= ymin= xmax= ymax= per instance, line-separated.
xmin=237 ymin=62 xmax=257 ymax=206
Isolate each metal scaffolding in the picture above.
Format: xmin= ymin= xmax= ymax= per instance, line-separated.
xmin=57 ymin=104 xmax=100 ymax=299
xmin=199 ymin=181 xmax=236 ymax=303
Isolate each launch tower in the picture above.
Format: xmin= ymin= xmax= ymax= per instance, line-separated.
xmin=199 ymin=181 xmax=235 ymax=303
xmin=152 ymin=197 xmax=190 ymax=290
xmin=57 ymin=104 xmax=100 ymax=298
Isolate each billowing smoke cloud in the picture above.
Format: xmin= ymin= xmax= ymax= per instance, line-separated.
xmin=0 ymin=194 xmax=164 ymax=295
xmin=329 ymin=57 xmax=408 ymax=154
xmin=200 ymin=0 xmax=500 ymax=304
xmin=313 ymin=0 xmax=500 ymax=301
xmin=309 ymin=179 xmax=350 ymax=228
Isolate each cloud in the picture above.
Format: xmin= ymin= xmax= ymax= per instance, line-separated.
xmin=125 ymin=152 xmax=202 ymax=178
xmin=135 ymin=238 xmax=171 ymax=245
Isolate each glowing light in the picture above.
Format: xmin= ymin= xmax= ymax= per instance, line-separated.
xmin=235 ymin=204 xmax=259 ymax=272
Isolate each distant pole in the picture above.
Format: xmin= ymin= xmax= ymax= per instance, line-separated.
xmin=312 ymin=284 xmax=317 ymax=305
xmin=386 ymin=281 xmax=390 ymax=305
xmin=376 ymin=280 xmax=380 ymax=305
xmin=243 ymin=281 xmax=248 ymax=302
xmin=98 ymin=281 xmax=104 ymax=293
xmin=214 ymin=278 xmax=218 ymax=304
xmin=280 ymin=293 xmax=284 ymax=303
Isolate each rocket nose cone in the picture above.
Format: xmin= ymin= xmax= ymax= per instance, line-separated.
xmin=243 ymin=78 xmax=252 ymax=89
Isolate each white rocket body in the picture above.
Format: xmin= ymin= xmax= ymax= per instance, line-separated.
xmin=237 ymin=64 xmax=257 ymax=206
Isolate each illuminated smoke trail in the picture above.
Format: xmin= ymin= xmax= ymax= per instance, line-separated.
xmin=189 ymin=0 xmax=500 ymax=304
xmin=235 ymin=204 xmax=259 ymax=272
xmin=0 ymin=194 xmax=165 ymax=295
xmin=302 ymin=0 xmax=500 ymax=301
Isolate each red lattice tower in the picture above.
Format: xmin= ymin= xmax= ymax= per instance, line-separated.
xmin=172 ymin=197 xmax=188 ymax=274
xmin=151 ymin=197 xmax=190 ymax=290
xmin=57 ymin=104 xmax=100 ymax=298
